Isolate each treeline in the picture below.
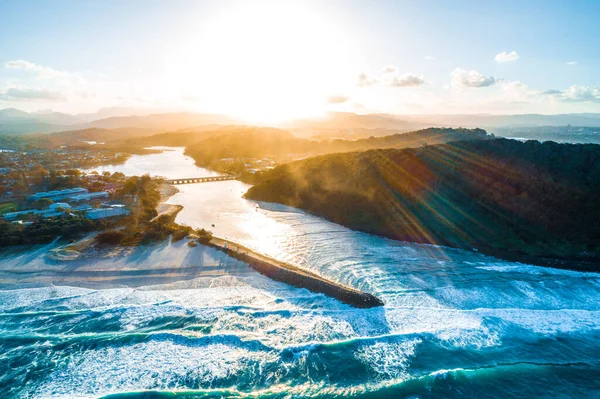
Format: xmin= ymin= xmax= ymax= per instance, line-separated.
xmin=96 ymin=216 xmax=212 ymax=247
xmin=245 ymin=138 xmax=600 ymax=269
xmin=183 ymin=127 xmax=492 ymax=168
xmin=0 ymin=134 xmax=51 ymax=150
xmin=110 ymin=125 xmax=251 ymax=148
xmin=0 ymin=216 xmax=97 ymax=246
xmin=117 ymin=174 xmax=161 ymax=221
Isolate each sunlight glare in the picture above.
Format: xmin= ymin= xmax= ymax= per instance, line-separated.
xmin=167 ymin=1 xmax=360 ymax=123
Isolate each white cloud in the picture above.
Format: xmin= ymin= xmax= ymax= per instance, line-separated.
xmin=4 ymin=60 xmax=69 ymax=79
xmin=182 ymin=93 xmax=204 ymax=102
xmin=451 ymin=68 xmax=497 ymax=88
xmin=359 ymin=66 xmax=426 ymax=88
xmin=77 ymin=90 xmax=97 ymax=99
xmin=545 ymin=85 xmax=600 ymax=103
xmin=386 ymin=73 xmax=425 ymax=87
xmin=326 ymin=94 xmax=350 ymax=104
xmin=381 ymin=65 xmax=398 ymax=74
xmin=567 ymin=61 xmax=577 ymax=66
xmin=0 ymin=85 xmax=64 ymax=101
xmin=495 ymin=51 xmax=520 ymax=62
xmin=502 ymin=81 xmax=539 ymax=102
xmin=357 ymin=72 xmax=377 ymax=87
xmin=425 ymin=56 xmax=435 ymax=61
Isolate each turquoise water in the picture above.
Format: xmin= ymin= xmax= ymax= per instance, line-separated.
xmin=2 ymin=149 xmax=600 ymax=398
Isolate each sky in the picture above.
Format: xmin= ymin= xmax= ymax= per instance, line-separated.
xmin=0 ymin=0 xmax=599 ymax=122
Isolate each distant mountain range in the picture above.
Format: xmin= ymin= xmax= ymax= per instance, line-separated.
xmin=2 ymin=108 xmax=600 ymax=136
xmin=398 ymin=113 xmax=600 ymax=129
xmin=284 ymin=112 xmax=600 ymax=131
xmin=0 ymin=108 xmax=240 ymax=135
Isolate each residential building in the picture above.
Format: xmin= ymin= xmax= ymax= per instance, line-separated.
xmin=69 ymin=191 xmax=109 ymax=202
xmin=28 ymin=187 xmax=88 ymax=202
xmin=85 ymin=206 xmax=130 ymax=220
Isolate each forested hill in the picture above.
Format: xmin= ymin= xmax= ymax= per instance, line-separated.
xmin=185 ymin=127 xmax=492 ymax=167
xmin=245 ymin=138 xmax=600 ymax=270
xmin=327 ymin=127 xmax=491 ymax=152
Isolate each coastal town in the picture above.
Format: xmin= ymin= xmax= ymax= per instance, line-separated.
xmin=0 ymin=144 xmax=161 ymax=247
xmin=0 ymin=146 xmax=129 ymax=200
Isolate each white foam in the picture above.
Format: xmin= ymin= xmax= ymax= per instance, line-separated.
xmin=29 ymin=341 xmax=270 ymax=398
xmin=473 ymin=308 xmax=600 ymax=335
xmin=0 ymin=286 xmax=95 ymax=311
xmin=477 ymin=264 xmax=600 ymax=278
xmin=354 ymin=338 xmax=421 ymax=379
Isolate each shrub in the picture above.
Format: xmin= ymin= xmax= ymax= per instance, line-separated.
xmin=96 ymin=230 xmax=126 ymax=245
xmin=32 ymin=198 xmax=54 ymax=210
xmin=196 ymin=228 xmax=213 ymax=244
xmin=119 ymin=235 xmax=139 ymax=246
xmin=172 ymin=229 xmax=188 ymax=242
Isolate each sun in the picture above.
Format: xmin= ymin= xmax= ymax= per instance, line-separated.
xmin=165 ymin=0 xmax=360 ymax=124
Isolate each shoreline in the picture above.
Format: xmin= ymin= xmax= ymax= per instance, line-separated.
xmin=243 ymin=196 xmax=600 ymax=273
xmin=152 ymin=183 xmax=183 ymax=221
xmin=157 ymin=182 xmax=384 ymax=308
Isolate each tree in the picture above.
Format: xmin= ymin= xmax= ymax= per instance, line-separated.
xmin=196 ymin=228 xmax=213 ymax=244
xmin=32 ymin=198 xmax=54 ymax=210
xmin=30 ymin=165 xmax=49 ymax=186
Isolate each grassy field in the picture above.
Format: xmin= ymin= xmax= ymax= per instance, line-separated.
xmin=0 ymin=203 xmax=17 ymax=215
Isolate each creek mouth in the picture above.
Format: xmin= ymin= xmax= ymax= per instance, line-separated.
xmin=4 ymin=146 xmax=597 ymax=398
xmin=206 ymin=236 xmax=384 ymax=308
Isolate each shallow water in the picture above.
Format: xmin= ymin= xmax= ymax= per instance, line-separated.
xmin=2 ymin=148 xmax=600 ymax=398
xmin=82 ymin=147 xmax=219 ymax=179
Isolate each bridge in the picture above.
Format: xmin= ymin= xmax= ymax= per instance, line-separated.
xmin=165 ymin=175 xmax=237 ymax=185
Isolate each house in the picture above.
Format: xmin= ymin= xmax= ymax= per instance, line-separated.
xmin=69 ymin=191 xmax=109 ymax=203
xmin=3 ymin=203 xmax=93 ymax=220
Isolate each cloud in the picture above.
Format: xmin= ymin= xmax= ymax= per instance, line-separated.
xmin=359 ymin=67 xmax=426 ymax=88
xmin=182 ymin=93 xmax=203 ymax=102
xmin=326 ymin=94 xmax=350 ymax=104
xmin=566 ymin=61 xmax=577 ymax=66
xmin=77 ymin=90 xmax=96 ymax=99
xmin=544 ymin=85 xmax=600 ymax=103
xmin=386 ymin=73 xmax=425 ymax=87
xmin=502 ymin=81 xmax=539 ymax=102
xmin=451 ymin=68 xmax=497 ymax=88
xmin=542 ymin=89 xmax=562 ymax=95
xmin=4 ymin=60 xmax=68 ymax=79
xmin=425 ymin=56 xmax=435 ymax=61
xmin=495 ymin=51 xmax=520 ymax=62
xmin=353 ymin=102 xmax=368 ymax=113
xmin=357 ymin=72 xmax=377 ymax=87
xmin=0 ymin=85 xmax=64 ymax=101
xmin=381 ymin=65 xmax=398 ymax=74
